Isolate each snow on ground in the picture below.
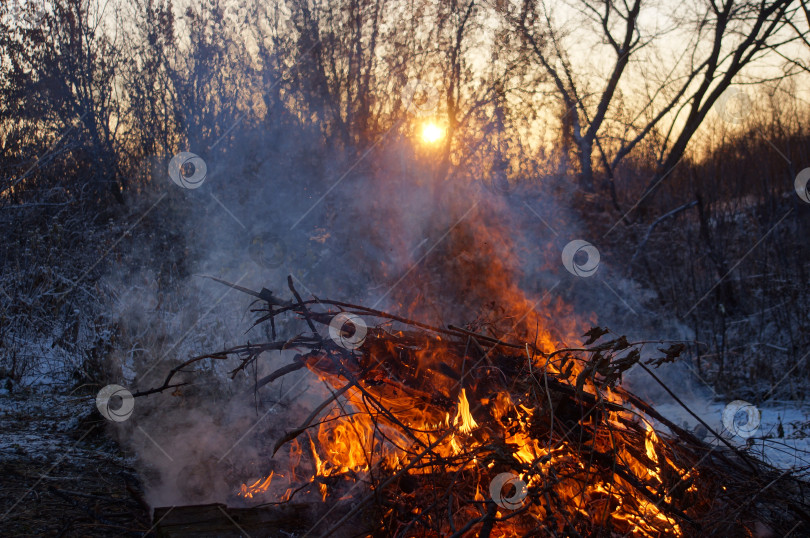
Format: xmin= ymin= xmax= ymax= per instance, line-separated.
xmin=651 ymin=399 xmax=810 ymax=471
xmin=0 ymin=387 xmax=151 ymax=536
xmin=0 ymin=387 xmax=96 ymax=464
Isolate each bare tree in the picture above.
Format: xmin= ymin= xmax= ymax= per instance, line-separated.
xmin=511 ymin=0 xmax=801 ymax=215
xmin=120 ymin=0 xmax=179 ymax=163
xmin=166 ymin=0 xmax=253 ymax=155
xmin=781 ymin=0 xmax=810 ymax=72
xmin=1 ymin=0 xmax=125 ymax=203
xmin=281 ymin=0 xmax=388 ymax=148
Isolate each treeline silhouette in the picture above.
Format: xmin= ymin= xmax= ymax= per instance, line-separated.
xmin=1 ymin=0 xmax=808 ymax=398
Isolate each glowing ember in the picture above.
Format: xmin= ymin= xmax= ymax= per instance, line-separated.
xmin=173 ymin=278 xmax=791 ymax=536
xmin=226 ymin=300 xmax=691 ymax=535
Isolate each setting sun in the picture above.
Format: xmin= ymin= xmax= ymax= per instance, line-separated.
xmin=5 ymin=0 xmax=808 ymax=534
xmin=420 ymin=122 xmax=445 ymax=144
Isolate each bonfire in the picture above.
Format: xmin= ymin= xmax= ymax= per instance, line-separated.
xmin=142 ymin=276 xmax=808 ymax=537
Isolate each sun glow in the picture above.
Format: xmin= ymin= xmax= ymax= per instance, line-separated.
xmin=420 ymin=122 xmax=445 ymax=144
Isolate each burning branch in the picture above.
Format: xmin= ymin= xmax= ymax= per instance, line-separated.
xmin=140 ymin=278 xmax=809 ymax=537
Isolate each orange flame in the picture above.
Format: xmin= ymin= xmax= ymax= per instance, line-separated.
xmin=232 ymin=202 xmax=691 ymax=535
xmin=453 ymin=388 xmax=478 ymax=434
xmin=239 ymin=471 xmax=273 ymax=499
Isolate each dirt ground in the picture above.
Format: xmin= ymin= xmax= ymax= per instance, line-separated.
xmin=0 ymin=388 xmax=152 ymax=537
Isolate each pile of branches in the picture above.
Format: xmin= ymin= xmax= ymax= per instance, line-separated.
xmin=142 ymin=277 xmax=810 ymax=537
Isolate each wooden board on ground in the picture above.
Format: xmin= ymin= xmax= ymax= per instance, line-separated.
xmin=153 ymin=502 xmax=369 ymax=537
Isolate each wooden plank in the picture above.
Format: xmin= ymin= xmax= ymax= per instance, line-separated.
xmin=154 ymin=503 xmax=310 ymax=537
xmin=153 ymin=502 xmax=372 ymax=537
